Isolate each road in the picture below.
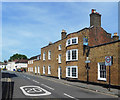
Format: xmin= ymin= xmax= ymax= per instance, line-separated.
xmin=1 ymin=71 xmax=118 ymax=100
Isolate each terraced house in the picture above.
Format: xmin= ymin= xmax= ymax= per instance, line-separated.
xmin=27 ymin=9 xmax=120 ymax=87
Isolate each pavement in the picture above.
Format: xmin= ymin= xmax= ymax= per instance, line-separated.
xmin=24 ymin=72 xmax=120 ymax=98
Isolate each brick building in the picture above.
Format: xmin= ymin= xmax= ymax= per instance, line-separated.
xmin=27 ymin=9 xmax=119 ymax=86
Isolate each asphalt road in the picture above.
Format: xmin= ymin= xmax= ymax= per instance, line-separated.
xmin=1 ymin=71 xmax=118 ymax=100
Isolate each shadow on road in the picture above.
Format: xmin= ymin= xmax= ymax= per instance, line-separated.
xmin=2 ymin=72 xmax=18 ymax=78
xmin=1 ymin=72 xmax=17 ymax=100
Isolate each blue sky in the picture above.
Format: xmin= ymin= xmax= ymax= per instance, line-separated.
xmin=2 ymin=2 xmax=118 ymax=61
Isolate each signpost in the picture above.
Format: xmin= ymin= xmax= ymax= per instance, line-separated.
xmin=105 ymin=56 xmax=112 ymax=91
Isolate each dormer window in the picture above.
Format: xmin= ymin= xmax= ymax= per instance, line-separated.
xmin=66 ymin=37 xmax=78 ymax=46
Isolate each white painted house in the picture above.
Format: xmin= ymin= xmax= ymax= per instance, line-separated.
xmin=0 ymin=62 xmax=6 ymax=69
xmin=6 ymin=61 xmax=16 ymax=71
xmin=6 ymin=59 xmax=28 ymax=71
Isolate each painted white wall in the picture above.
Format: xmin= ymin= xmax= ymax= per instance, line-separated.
xmin=0 ymin=65 xmax=6 ymax=69
xmin=15 ymin=63 xmax=27 ymax=69
xmin=6 ymin=62 xmax=16 ymax=71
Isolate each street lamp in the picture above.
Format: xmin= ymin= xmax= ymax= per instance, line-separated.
xmin=83 ymin=36 xmax=90 ymax=84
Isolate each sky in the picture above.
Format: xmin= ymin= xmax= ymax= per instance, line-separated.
xmin=1 ymin=1 xmax=119 ymax=61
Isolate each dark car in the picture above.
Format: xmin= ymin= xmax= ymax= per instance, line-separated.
xmin=17 ymin=69 xmax=23 ymax=72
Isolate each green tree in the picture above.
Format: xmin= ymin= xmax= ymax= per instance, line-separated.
xmin=9 ymin=53 xmax=28 ymax=61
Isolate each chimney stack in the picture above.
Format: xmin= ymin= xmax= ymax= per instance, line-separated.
xmin=61 ymin=29 xmax=67 ymax=39
xmin=112 ymin=32 xmax=119 ymax=41
xmin=114 ymin=32 xmax=118 ymax=36
xmin=90 ymin=9 xmax=101 ymax=27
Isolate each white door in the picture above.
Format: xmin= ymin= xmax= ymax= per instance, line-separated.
xmin=35 ymin=66 xmax=37 ymax=73
xmin=38 ymin=66 xmax=40 ymax=74
xmin=58 ymin=66 xmax=61 ymax=79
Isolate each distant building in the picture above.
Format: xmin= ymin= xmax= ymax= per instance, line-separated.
xmin=27 ymin=9 xmax=119 ymax=87
xmin=0 ymin=62 xmax=7 ymax=69
xmin=6 ymin=59 xmax=28 ymax=71
xmin=27 ymin=55 xmax=41 ymax=73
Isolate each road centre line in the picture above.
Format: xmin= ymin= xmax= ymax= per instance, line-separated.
xmin=41 ymin=84 xmax=54 ymax=90
xmin=32 ymin=80 xmax=40 ymax=84
xmin=64 ymin=93 xmax=78 ymax=100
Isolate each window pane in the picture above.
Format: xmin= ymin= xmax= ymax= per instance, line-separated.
xmin=72 ymin=50 xmax=76 ymax=60
xmin=68 ymin=67 xmax=70 ymax=76
xmin=72 ymin=68 xmax=76 ymax=77
xmin=72 ymin=38 xmax=76 ymax=44
xmin=59 ymin=45 xmax=61 ymax=50
xmin=68 ymin=51 xmax=70 ymax=60
xmin=99 ymin=64 xmax=106 ymax=79
xmin=68 ymin=39 xmax=70 ymax=45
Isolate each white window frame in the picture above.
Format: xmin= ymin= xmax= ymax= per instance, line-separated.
xmin=48 ymin=50 xmax=51 ymax=60
xmin=58 ymin=54 xmax=61 ymax=63
xmin=66 ymin=37 xmax=78 ymax=46
xmin=58 ymin=44 xmax=61 ymax=50
xmin=66 ymin=66 xmax=78 ymax=78
xmin=48 ymin=66 xmax=51 ymax=74
xmin=43 ymin=66 xmax=45 ymax=74
xmin=98 ymin=62 xmax=106 ymax=81
xmin=38 ymin=66 xmax=40 ymax=74
xmin=35 ymin=66 xmax=37 ymax=73
xmin=66 ymin=49 xmax=78 ymax=61
xmin=43 ymin=52 xmax=45 ymax=61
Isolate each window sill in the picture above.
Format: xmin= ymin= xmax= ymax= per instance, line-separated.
xmin=66 ymin=60 xmax=78 ymax=62
xmin=66 ymin=76 xmax=78 ymax=78
xmin=66 ymin=43 xmax=78 ymax=47
xmin=97 ymin=78 xmax=106 ymax=82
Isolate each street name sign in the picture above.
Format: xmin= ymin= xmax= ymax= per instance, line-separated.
xmin=105 ymin=56 xmax=112 ymax=66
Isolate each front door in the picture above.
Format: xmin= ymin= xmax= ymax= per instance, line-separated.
xmin=58 ymin=66 xmax=62 ymax=79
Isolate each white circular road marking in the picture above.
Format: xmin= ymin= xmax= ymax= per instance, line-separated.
xmin=20 ymin=86 xmax=51 ymax=96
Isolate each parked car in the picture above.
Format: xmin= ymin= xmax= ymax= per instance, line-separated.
xmin=17 ymin=69 xmax=23 ymax=72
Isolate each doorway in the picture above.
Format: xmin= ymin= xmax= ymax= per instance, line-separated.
xmin=58 ymin=66 xmax=62 ymax=79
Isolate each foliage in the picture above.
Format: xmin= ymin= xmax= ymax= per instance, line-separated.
xmin=9 ymin=53 xmax=28 ymax=61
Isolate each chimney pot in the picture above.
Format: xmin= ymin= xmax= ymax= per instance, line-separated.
xmin=114 ymin=32 xmax=117 ymax=36
xmin=61 ymin=29 xmax=67 ymax=39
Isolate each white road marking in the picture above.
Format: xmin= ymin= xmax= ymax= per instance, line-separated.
xmin=26 ymin=77 xmax=30 ymax=80
xmin=32 ymin=80 xmax=40 ymax=84
xmin=20 ymin=86 xmax=51 ymax=96
xmin=41 ymin=84 xmax=54 ymax=90
xmin=64 ymin=93 xmax=78 ymax=100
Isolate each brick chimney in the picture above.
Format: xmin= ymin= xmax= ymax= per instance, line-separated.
xmin=61 ymin=29 xmax=67 ymax=39
xmin=112 ymin=32 xmax=119 ymax=41
xmin=90 ymin=9 xmax=101 ymax=27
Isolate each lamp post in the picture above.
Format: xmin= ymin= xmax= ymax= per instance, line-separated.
xmin=83 ymin=36 xmax=90 ymax=84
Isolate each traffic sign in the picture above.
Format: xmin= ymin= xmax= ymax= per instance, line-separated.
xmin=105 ymin=56 xmax=112 ymax=66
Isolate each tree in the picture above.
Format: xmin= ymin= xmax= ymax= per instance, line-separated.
xmin=9 ymin=53 xmax=28 ymax=61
